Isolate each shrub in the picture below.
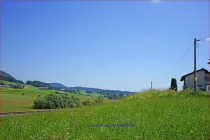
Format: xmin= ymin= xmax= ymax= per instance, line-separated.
xmin=62 ymin=95 xmax=74 ymax=108
xmin=33 ymin=93 xmax=104 ymax=109
xmin=44 ymin=93 xmax=63 ymax=109
xmin=33 ymin=93 xmax=84 ymax=109
xmin=71 ymin=96 xmax=82 ymax=107
xmin=33 ymin=97 xmax=47 ymax=109
xmin=46 ymin=100 xmax=56 ymax=109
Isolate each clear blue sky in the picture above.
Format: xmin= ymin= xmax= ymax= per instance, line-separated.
xmin=1 ymin=1 xmax=209 ymax=92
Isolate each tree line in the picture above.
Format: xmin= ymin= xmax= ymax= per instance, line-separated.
xmin=26 ymin=80 xmax=53 ymax=89
xmin=0 ymin=76 xmax=24 ymax=84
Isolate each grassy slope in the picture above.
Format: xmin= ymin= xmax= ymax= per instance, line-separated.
xmin=0 ymin=90 xmax=210 ymax=139
xmin=0 ymin=80 xmax=38 ymax=90
xmin=0 ymin=87 xmax=98 ymax=113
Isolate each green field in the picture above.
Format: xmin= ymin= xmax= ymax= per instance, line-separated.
xmin=0 ymin=89 xmax=210 ymax=139
xmin=0 ymin=87 xmax=98 ymax=113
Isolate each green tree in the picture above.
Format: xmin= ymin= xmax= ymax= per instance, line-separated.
xmin=170 ymin=78 xmax=178 ymax=91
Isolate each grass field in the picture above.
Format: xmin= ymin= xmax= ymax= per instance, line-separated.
xmin=0 ymin=87 xmax=99 ymax=113
xmin=0 ymin=89 xmax=210 ymax=139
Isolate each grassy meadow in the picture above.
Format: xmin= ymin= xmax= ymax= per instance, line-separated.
xmin=0 ymin=89 xmax=210 ymax=139
xmin=0 ymin=87 xmax=98 ymax=112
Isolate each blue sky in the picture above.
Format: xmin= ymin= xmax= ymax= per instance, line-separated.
xmin=1 ymin=1 xmax=209 ymax=92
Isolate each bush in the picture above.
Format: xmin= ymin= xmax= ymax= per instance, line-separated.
xmin=33 ymin=93 xmax=85 ymax=109
xmin=44 ymin=93 xmax=64 ymax=109
xmin=33 ymin=97 xmax=47 ymax=109
xmin=71 ymin=96 xmax=82 ymax=107
xmin=33 ymin=93 xmax=106 ymax=109
xmin=46 ymin=100 xmax=56 ymax=109
xmin=62 ymin=95 xmax=74 ymax=108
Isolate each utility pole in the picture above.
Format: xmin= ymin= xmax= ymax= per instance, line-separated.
xmin=207 ymin=59 xmax=210 ymax=92
xmin=151 ymin=81 xmax=152 ymax=89
xmin=194 ymin=38 xmax=200 ymax=90
xmin=194 ymin=38 xmax=197 ymax=90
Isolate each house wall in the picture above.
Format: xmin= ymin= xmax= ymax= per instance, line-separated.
xmin=204 ymin=73 xmax=210 ymax=85
xmin=185 ymin=70 xmax=205 ymax=89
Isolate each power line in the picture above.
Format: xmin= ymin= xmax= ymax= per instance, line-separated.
xmin=199 ymin=37 xmax=209 ymax=41
xmin=170 ymin=43 xmax=194 ymax=72
xmin=169 ymin=41 xmax=199 ymax=74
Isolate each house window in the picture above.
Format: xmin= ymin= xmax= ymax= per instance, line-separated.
xmin=198 ymin=84 xmax=202 ymax=87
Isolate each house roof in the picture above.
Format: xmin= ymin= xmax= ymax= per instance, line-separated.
xmin=180 ymin=68 xmax=209 ymax=81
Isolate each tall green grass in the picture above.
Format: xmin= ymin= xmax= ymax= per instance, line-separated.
xmin=0 ymin=89 xmax=210 ymax=139
xmin=125 ymin=89 xmax=210 ymax=100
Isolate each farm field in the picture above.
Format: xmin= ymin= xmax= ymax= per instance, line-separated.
xmin=0 ymin=88 xmax=100 ymax=113
xmin=0 ymin=90 xmax=210 ymax=139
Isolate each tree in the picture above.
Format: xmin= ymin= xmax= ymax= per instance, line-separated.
xmin=170 ymin=78 xmax=178 ymax=91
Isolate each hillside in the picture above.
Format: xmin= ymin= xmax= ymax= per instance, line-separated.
xmin=48 ymin=83 xmax=66 ymax=89
xmin=0 ymin=70 xmax=133 ymax=96
xmin=0 ymin=70 xmax=24 ymax=84
xmin=65 ymin=86 xmax=133 ymax=95
xmin=47 ymin=83 xmax=133 ymax=95
xmin=0 ymin=70 xmax=14 ymax=78
xmin=0 ymin=80 xmax=38 ymax=90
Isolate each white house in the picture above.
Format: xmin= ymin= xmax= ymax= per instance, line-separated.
xmin=180 ymin=68 xmax=210 ymax=91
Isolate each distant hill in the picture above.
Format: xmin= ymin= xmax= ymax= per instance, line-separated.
xmin=65 ymin=86 xmax=133 ymax=95
xmin=0 ymin=70 xmax=24 ymax=84
xmin=0 ymin=70 xmax=14 ymax=78
xmin=0 ymin=70 xmax=133 ymax=95
xmin=48 ymin=83 xmax=66 ymax=89
xmin=26 ymin=80 xmax=53 ymax=89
